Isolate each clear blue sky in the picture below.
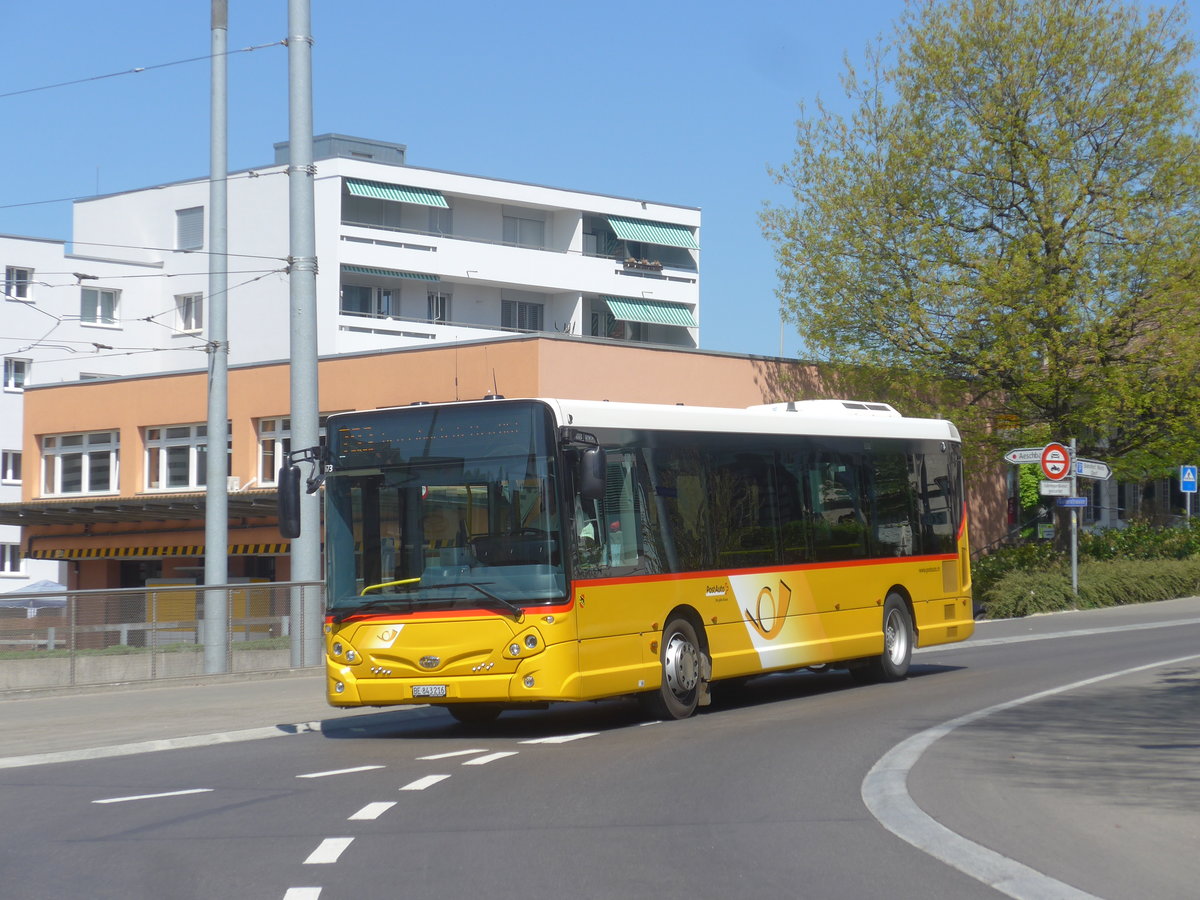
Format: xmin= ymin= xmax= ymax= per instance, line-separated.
xmin=0 ymin=1 xmax=938 ymax=357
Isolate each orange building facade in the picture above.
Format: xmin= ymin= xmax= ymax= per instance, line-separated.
xmin=2 ymin=335 xmax=1005 ymax=590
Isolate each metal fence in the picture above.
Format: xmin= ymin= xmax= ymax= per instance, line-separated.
xmin=0 ymin=580 xmax=324 ymax=692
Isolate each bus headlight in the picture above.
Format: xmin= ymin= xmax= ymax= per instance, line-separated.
xmin=509 ymin=643 xmax=522 ymax=657
xmin=524 ymin=634 xmax=538 ymax=650
xmin=504 ymin=627 xmax=546 ymax=660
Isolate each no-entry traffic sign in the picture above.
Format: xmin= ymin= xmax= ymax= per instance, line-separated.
xmin=1041 ymin=442 xmax=1071 ymax=481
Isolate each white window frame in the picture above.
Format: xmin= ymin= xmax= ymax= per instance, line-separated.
xmin=81 ymin=287 xmax=120 ymax=327
xmin=5 ymin=266 xmax=32 ymax=302
xmin=502 ymin=214 xmax=546 ymax=249
xmin=176 ymin=207 xmax=205 ymax=251
xmin=1 ymin=450 xmax=21 ymax=485
xmin=501 ymin=299 xmax=544 ymax=332
xmin=175 ymin=293 xmax=204 ymax=333
xmin=258 ymin=416 xmax=327 ymax=486
xmin=340 ymin=284 xmax=395 ymax=318
xmin=3 ymin=358 xmax=29 ymax=392
xmin=41 ymin=430 xmax=119 ymax=496
xmin=1 ymin=544 xmax=23 ymax=576
xmin=427 ymin=291 xmax=450 ymax=323
xmin=145 ymin=423 xmax=228 ymax=492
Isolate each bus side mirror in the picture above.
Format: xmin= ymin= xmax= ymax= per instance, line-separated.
xmin=580 ymin=447 xmax=607 ymax=501
xmin=278 ymin=464 xmax=302 ymax=538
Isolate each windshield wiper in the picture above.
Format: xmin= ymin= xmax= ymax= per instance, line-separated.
xmin=333 ymin=581 xmax=524 ymax=623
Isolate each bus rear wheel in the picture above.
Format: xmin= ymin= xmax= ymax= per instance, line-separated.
xmin=851 ymin=594 xmax=913 ymax=684
xmin=641 ymin=617 xmax=704 ymax=720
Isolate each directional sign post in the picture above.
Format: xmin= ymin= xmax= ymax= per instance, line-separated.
xmin=1074 ymin=458 xmax=1111 ymax=480
xmin=1004 ymin=447 xmax=1045 ymax=465
xmin=1183 ymin=465 xmax=1198 ymax=522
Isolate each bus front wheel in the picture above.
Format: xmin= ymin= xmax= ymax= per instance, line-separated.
xmin=641 ymin=617 xmax=704 ymax=720
xmin=851 ymin=594 xmax=913 ymax=684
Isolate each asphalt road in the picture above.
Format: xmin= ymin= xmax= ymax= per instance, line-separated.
xmin=2 ymin=597 xmax=1198 ymax=900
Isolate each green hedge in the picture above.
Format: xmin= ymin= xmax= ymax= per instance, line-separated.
xmin=979 ymin=557 xmax=1200 ymax=618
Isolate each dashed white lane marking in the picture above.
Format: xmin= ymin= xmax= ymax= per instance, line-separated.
xmin=400 ymin=774 xmax=451 ymax=790
xmin=520 ymin=732 xmax=599 ymax=744
xmin=283 ymin=888 xmax=321 ymax=899
xmin=417 ymin=748 xmax=488 ymax=760
xmin=348 ymin=801 xmax=396 ymax=821
xmin=296 ymin=765 xmax=386 ymax=779
xmin=462 ymin=751 xmax=518 ymax=766
xmin=303 ymin=837 xmax=354 ymax=865
xmin=92 ymin=788 xmax=213 ymax=804
xmin=863 ymin=652 xmax=1200 ymax=900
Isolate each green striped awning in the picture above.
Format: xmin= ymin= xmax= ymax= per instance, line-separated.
xmin=606 ymin=216 xmax=699 ymax=250
xmin=604 ymin=296 xmax=698 ymax=328
xmin=341 ymin=264 xmax=439 ymax=282
xmin=345 ymin=178 xmax=448 ymax=208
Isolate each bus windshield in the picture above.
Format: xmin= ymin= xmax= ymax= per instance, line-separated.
xmin=323 ymin=401 xmax=566 ymax=618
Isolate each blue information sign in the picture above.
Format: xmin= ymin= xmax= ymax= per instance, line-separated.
xmin=1182 ymin=465 xmax=1198 ymax=494
xmin=1056 ymin=497 xmax=1088 ymax=507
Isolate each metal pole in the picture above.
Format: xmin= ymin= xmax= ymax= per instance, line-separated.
xmin=203 ymin=0 xmax=230 ymax=674
xmin=1069 ymin=438 xmax=1078 ymax=598
xmin=287 ymin=0 xmax=322 ymax=666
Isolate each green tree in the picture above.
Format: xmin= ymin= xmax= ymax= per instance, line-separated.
xmin=762 ymin=0 xmax=1200 ymax=477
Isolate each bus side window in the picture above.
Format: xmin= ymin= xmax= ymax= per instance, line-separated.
xmin=776 ymin=451 xmax=813 ymax=564
xmin=810 ymin=455 xmax=868 ymax=561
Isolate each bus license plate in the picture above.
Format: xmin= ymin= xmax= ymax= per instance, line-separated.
xmin=412 ymin=684 xmax=447 ymax=698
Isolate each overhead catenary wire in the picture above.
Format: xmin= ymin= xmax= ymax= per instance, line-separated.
xmin=0 ymin=40 xmax=285 ymax=100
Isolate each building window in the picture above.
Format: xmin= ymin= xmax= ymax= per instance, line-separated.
xmin=42 ymin=431 xmax=119 ymax=496
xmin=145 ymin=423 xmax=228 ymax=491
xmin=427 ymin=291 xmax=450 ymax=323
xmin=258 ymin=416 xmax=327 ymax=485
xmin=340 ymin=284 xmax=395 ymax=318
xmin=502 ymin=213 xmax=546 ymax=249
xmin=501 ymin=299 xmax=544 ymax=332
xmin=5 ymin=266 xmax=32 ymax=301
xmin=1 ymin=544 xmax=22 ymax=576
xmin=429 ymin=206 xmax=452 ymax=236
xmin=81 ymin=287 xmax=120 ymax=326
xmin=1 ymin=450 xmax=20 ymax=484
xmin=3 ymin=358 xmax=29 ymax=392
xmin=176 ymin=207 xmax=205 ymax=250
xmin=175 ymin=293 xmax=204 ymax=333
xmin=590 ymin=311 xmax=645 ymax=342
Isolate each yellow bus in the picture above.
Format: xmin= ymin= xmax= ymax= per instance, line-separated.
xmin=282 ymin=397 xmax=973 ymax=722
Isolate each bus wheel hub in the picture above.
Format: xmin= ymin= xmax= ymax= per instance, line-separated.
xmin=664 ymin=633 xmax=700 ymax=696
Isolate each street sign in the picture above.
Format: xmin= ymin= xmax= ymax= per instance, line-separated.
xmin=1040 ymin=480 xmax=1072 ymax=496
xmin=1074 ymin=458 xmax=1111 ymax=480
xmin=1056 ymin=496 xmax=1088 ymax=507
xmin=1004 ymin=447 xmax=1044 ymax=464
xmin=1182 ymin=465 xmax=1198 ymax=494
xmin=1040 ymin=442 xmax=1071 ymax=481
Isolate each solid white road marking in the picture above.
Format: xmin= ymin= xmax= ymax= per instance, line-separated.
xmin=348 ymin=801 xmax=396 ymax=821
xmin=283 ymin=888 xmax=321 ymax=899
xmin=462 ymin=751 xmax=518 ymax=766
xmin=303 ymin=837 xmax=354 ymax=865
xmin=92 ymin=788 xmax=213 ymax=804
xmin=863 ymin=652 xmax=1200 ymax=900
xmin=400 ymin=774 xmax=451 ymax=790
xmin=520 ymin=732 xmax=599 ymax=744
xmin=296 ymin=765 xmax=385 ymax=779
xmin=417 ymin=748 xmax=488 ymax=760
xmin=916 ymin=617 xmax=1200 ymax=654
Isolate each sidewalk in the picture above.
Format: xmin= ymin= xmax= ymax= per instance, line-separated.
xmin=0 ymin=668 xmax=427 ymax=764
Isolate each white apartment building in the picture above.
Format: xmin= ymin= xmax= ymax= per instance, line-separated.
xmin=0 ymin=134 xmax=702 ymax=592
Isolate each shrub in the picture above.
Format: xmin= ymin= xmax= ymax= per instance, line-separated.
xmin=980 ymin=557 xmax=1200 ymax=618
